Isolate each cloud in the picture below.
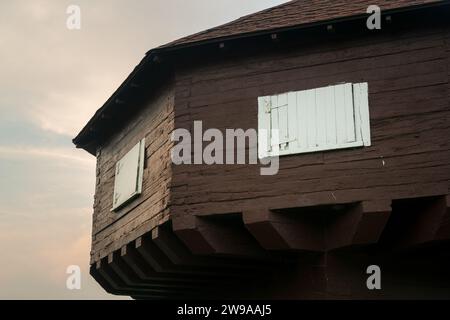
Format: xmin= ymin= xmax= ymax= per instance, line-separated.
xmin=1 ymin=0 xmax=287 ymax=137
xmin=0 ymin=148 xmax=115 ymax=299
xmin=0 ymin=0 xmax=288 ymax=299
xmin=0 ymin=146 xmax=94 ymax=166
xmin=0 ymin=218 xmax=125 ymax=300
xmin=29 ymin=74 xmax=121 ymax=137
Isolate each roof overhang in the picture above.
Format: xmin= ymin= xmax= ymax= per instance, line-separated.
xmin=73 ymin=1 xmax=449 ymax=155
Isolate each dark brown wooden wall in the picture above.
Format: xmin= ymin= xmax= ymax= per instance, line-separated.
xmin=90 ymin=23 xmax=450 ymax=266
xmin=170 ymin=25 xmax=450 ymax=220
xmin=91 ymin=85 xmax=175 ymax=263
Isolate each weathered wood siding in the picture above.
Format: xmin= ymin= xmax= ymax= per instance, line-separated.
xmin=91 ymin=85 xmax=175 ymax=263
xmin=171 ymin=25 xmax=450 ymax=219
xmin=89 ymin=24 xmax=450 ymax=265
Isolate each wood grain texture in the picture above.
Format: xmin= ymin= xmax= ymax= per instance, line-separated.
xmin=170 ymin=25 xmax=450 ymax=223
xmin=90 ymin=23 xmax=450 ymax=267
xmin=90 ymin=85 xmax=175 ymax=263
xmin=85 ymin=20 xmax=450 ymax=300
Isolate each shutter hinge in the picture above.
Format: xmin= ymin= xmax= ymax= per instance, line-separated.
xmin=279 ymin=142 xmax=290 ymax=151
xmin=272 ymin=138 xmax=297 ymax=151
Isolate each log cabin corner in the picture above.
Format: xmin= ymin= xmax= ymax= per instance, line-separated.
xmin=73 ymin=0 xmax=450 ymax=299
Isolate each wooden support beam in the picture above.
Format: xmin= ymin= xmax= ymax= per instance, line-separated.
xmin=109 ymin=251 xmax=199 ymax=292
xmin=153 ymin=225 xmax=271 ymax=276
xmin=244 ymin=200 xmax=391 ymax=252
xmin=135 ymin=236 xmax=183 ymax=273
xmin=120 ymin=244 xmax=209 ymax=284
xmin=89 ymin=263 xmax=120 ymax=295
xmin=243 ymin=209 xmax=325 ymax=251
xmin=404 ymin=195 xmax=449 ymax=246
xmin=151 ymin=226 xmax=204 ymax=266
xmin=172 ymin=215 xmax=215 ymax=255
xmin=136 ymin=234 xmax=247 ymax=278
xmin=173 ymin=214 xmax=268 ymax=257
xmin=120 ymin=238 xmax=260 ymax=299
xmin=380 ymin=195 xmax=449 ymax=249
xmin=327 ymin=200 xmax=392 ymax=250
xmin=98 ymin=256 xmax=195 ymax=298
xmin=153 ymin=225 xmax=252 ymax=268
xmin=95 ymin=258 xmax=133 ymax=295
xmin=434 ymin=195 xmax=450 ymax=241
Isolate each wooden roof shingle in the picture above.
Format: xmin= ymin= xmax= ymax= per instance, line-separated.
xmin=161 ymin=0 xmax=441 ymax=48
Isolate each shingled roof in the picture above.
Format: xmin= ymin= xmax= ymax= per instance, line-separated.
xmin=161 ymin=0 xmax=441 ymax=48
xmin=73 ymin=0 xmax=446 ymax=154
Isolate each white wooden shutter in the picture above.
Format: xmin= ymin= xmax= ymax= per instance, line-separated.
xmin=111 ymin=138 xmax=145 ymax=211
xmin=294 ymin=83 xmax=364 ymax=153
xmin=258 ymin=82 xmax=371 ymax=158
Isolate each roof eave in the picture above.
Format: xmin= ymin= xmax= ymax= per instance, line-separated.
xmin=73 ymin=0 xmax=449 ymax=155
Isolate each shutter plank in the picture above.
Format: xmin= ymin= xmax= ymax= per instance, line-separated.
xmin=305 ymin=89 xmax=317 ymax=149
xmin=296 ymin=91 xmax=308 ymax=151
xmin=352 ymin=84 xmax=362 ymax=144
xmin=335 ymin=84 xmax=347 ymax=145
xmin=353 ymin=82 xmax=371 ymax=146
xmin=270 ymin=95 xmax=279 ymax=148
xmin=315 ymin=87 xmax=327 ymax=147
xmin=288 ymin=92 xmax=297 ymax=152
xmin=344 ymin=83 xmax=356 ymax=143
xmin=326 ymin=86 xmax=337 ymax=147
xmin=257 ymin=96 xmax=271 ymax=158
xmin=277 ymin=93 xmax=289 ymax=145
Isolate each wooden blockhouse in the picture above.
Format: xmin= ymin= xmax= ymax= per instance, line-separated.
xmin=74 ymin=0 xmax=450 ymax=299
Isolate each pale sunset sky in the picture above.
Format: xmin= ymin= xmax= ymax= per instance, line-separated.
xmin=0 ymin=0 xmax=288 ymax=299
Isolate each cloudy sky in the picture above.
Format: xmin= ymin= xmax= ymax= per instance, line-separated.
xmin=0 ymin=0 xmax=287 ymax=299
